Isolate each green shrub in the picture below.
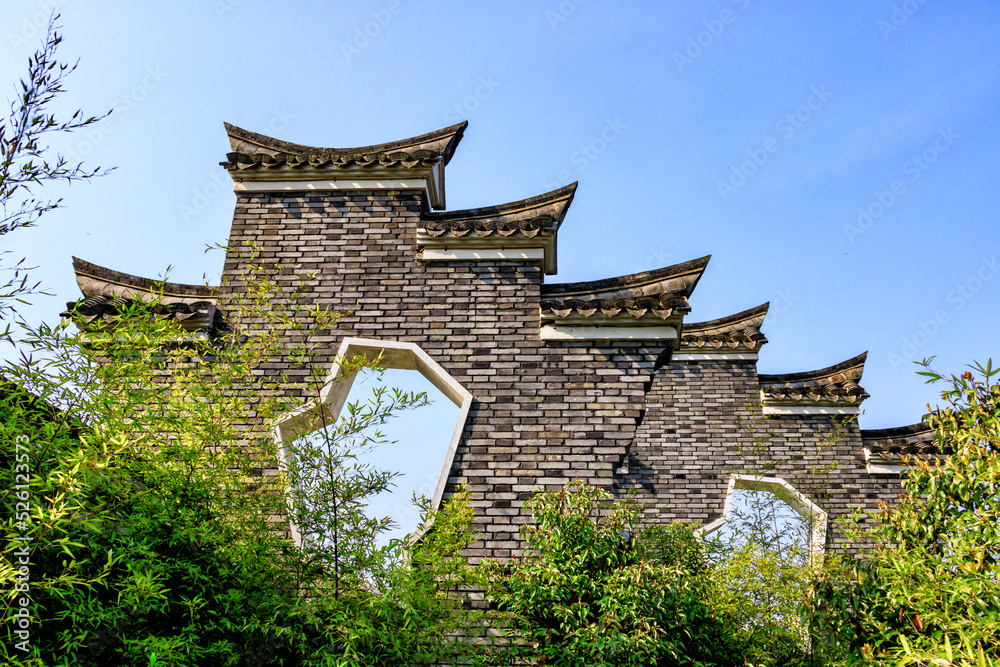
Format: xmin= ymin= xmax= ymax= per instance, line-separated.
xmin=483 ymin=482 xmax=739 ymax=666
xmin=813 ymin=360 xmax=1000 ymax=665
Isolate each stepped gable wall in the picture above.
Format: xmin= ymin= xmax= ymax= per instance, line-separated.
xmin=65 ymin=122 xmax=934 ymax=559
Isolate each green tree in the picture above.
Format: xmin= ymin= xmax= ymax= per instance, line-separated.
xmin=814 ymin=360 xmax=1000 ymax=665
xmin=703 ymin=488 xmax=830 ymax=667
xmin=1 ymin=245 xmax=487 ymax=666
xmin=0 ymin=12 xmax=109 ymax=323
xmin=1 ymin=16 xmax=485 ymax=666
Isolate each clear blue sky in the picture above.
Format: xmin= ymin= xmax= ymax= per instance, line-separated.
xmin=3 ymin=1 xmax=998 ymax=533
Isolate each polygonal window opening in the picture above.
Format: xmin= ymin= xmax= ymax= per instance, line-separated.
xmin=699 ymin=474 xmax=827 ymax=563
xmin=273 ymin=338 xmax=473 ymax=547
xmin=344 ymin=367 xmax=460 ymax=544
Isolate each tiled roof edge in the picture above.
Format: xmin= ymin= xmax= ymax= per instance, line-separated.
xmin=683 ymin=302 xmax=770 ymax=333
xmin=224 ymin=121 xmax=468 ymax=165
xmin=759 ymin=351 xmax=868 ymax=385
xmin=424 ymin=182 xmax=577 ymax=224
xmin=541 ymin=255 xmax=711 ymax=298
xmin=860 ymin=422 xmax=933 ymax=439
xmin=72 ymin=257 xmax=216 ymax=299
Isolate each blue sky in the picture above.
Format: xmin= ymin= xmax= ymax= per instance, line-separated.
xmin=3 ymin=1 xmax=999 ymax=533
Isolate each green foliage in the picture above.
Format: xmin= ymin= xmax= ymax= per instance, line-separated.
xmin=0 ymin=242 xmax=485 ymax=665
xmin=483 ymin=482 xmax=739 ymax=666
xmin=704 ymin=488 xmax=821 ymax=667
xmin=0 ymin=12 xmax=109 ymax=323
xmin=814 ymin=360 xmax=1000 ymax=665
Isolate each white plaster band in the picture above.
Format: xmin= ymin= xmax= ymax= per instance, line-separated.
xmin=232 ymin=178 xmax=429 ymax=193
xmin=672 ymin=352 xmax=759 ymax=361
xmin=540 ymin=325 xmax=678 ymax=341
xmin=762 ymin=404 xmax=861 ymax=416
xmin=863 ymin=447 xmax=907 ymax=476
xmin=420 ymin=248 xmax=546 ymax=262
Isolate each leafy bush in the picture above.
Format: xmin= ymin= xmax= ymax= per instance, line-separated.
xmin=813 ymin=360 xmax=1000 ymax=665
xmin=483 ymin=482 xmax=740 ymax=666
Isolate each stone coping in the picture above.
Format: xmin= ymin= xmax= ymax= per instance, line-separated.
xmin=539 ymin=256 xmax=709 ymax=321
xmin=62 ymin=258 xmax=219 ymax=331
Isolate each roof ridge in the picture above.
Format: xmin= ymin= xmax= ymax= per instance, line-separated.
xmin=424 ymin=183 xmax=577 ymax=222
xmin=759 ymin=351 xmax=868 ymax=385
xmin=223 ymin=121 xmax=468 ymax=165
xmin=541 ymin=255 xmax=711 ymax=298
xmin=683 ymin=302 xmax=770 ymax=332
xmin=72 ymin=257 xmax=216 ymax=299
xmin=860 ymin=422 xmax=933 ymax=438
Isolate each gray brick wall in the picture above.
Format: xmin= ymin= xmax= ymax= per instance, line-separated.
xmin=217 ymin=187 xmax=904 ymax=561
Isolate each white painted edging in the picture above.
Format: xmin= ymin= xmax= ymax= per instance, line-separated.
xmin=698 ymin=473 xmax=828 ymax=563
xmin=272 ymin=337 xmax=473 ymax=546
xmin=420 ymin=248 xmax=545 ymax=262
xmin=540 ymin=325 xmax=678 ymax=341
xmin=672 ymin=351 xmax=759 ymax=361
xmin=862 ymin=447 xmax=907 ymax=475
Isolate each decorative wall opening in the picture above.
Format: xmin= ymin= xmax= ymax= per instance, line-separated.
xmin=273 ymin=338 xmax=473 ymax=546
xmin=700 ymin=474 xmax=827 ymax=562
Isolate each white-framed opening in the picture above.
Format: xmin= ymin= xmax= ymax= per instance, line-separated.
xmin=699 ymin=474 xmax=828 ymax=563
xmin=272 ymin=338 xmax=473 ymax=546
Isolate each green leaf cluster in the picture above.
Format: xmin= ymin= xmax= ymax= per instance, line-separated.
xmin=482 ymin=482 xmax=740 ymax=666
xmin=813 ymin=360 xmax=1000 ymax=665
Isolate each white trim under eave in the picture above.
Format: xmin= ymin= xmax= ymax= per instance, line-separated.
xmin=762 ymin=404 xmax=861 ymax=416
xmin=540 ymin=325 xmax=678 ymax=341
xmin=760 ymin=391 xmax=861 ymax=415
xmin=672 ymin=351 xmax=759 ymax=361
xmin=233 ymin=178 xmax=429 ymax=195
xmin=419 ymin=248 xmax=546 ymax=263
xmin=863 ymin=447 xmax=906 ymax=475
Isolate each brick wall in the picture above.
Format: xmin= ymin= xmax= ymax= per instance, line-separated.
xmin=217 ymin=187 xmax=903 ymax=560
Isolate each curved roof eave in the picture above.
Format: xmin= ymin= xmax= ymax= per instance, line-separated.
xmin=424 ymin=182 xmax=577 ymax=226
xmin=541 ymin=255 xmax=711 ymax=299
xmin=224 ymin=121 xmax=468 ymax=165
xmin=759 ymin=351 xmax=868 ymax=385
xmin=72 ymin=257 xmax=216 ymax=300
xmin=683 ymin=302 xmax=770 ymax=334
